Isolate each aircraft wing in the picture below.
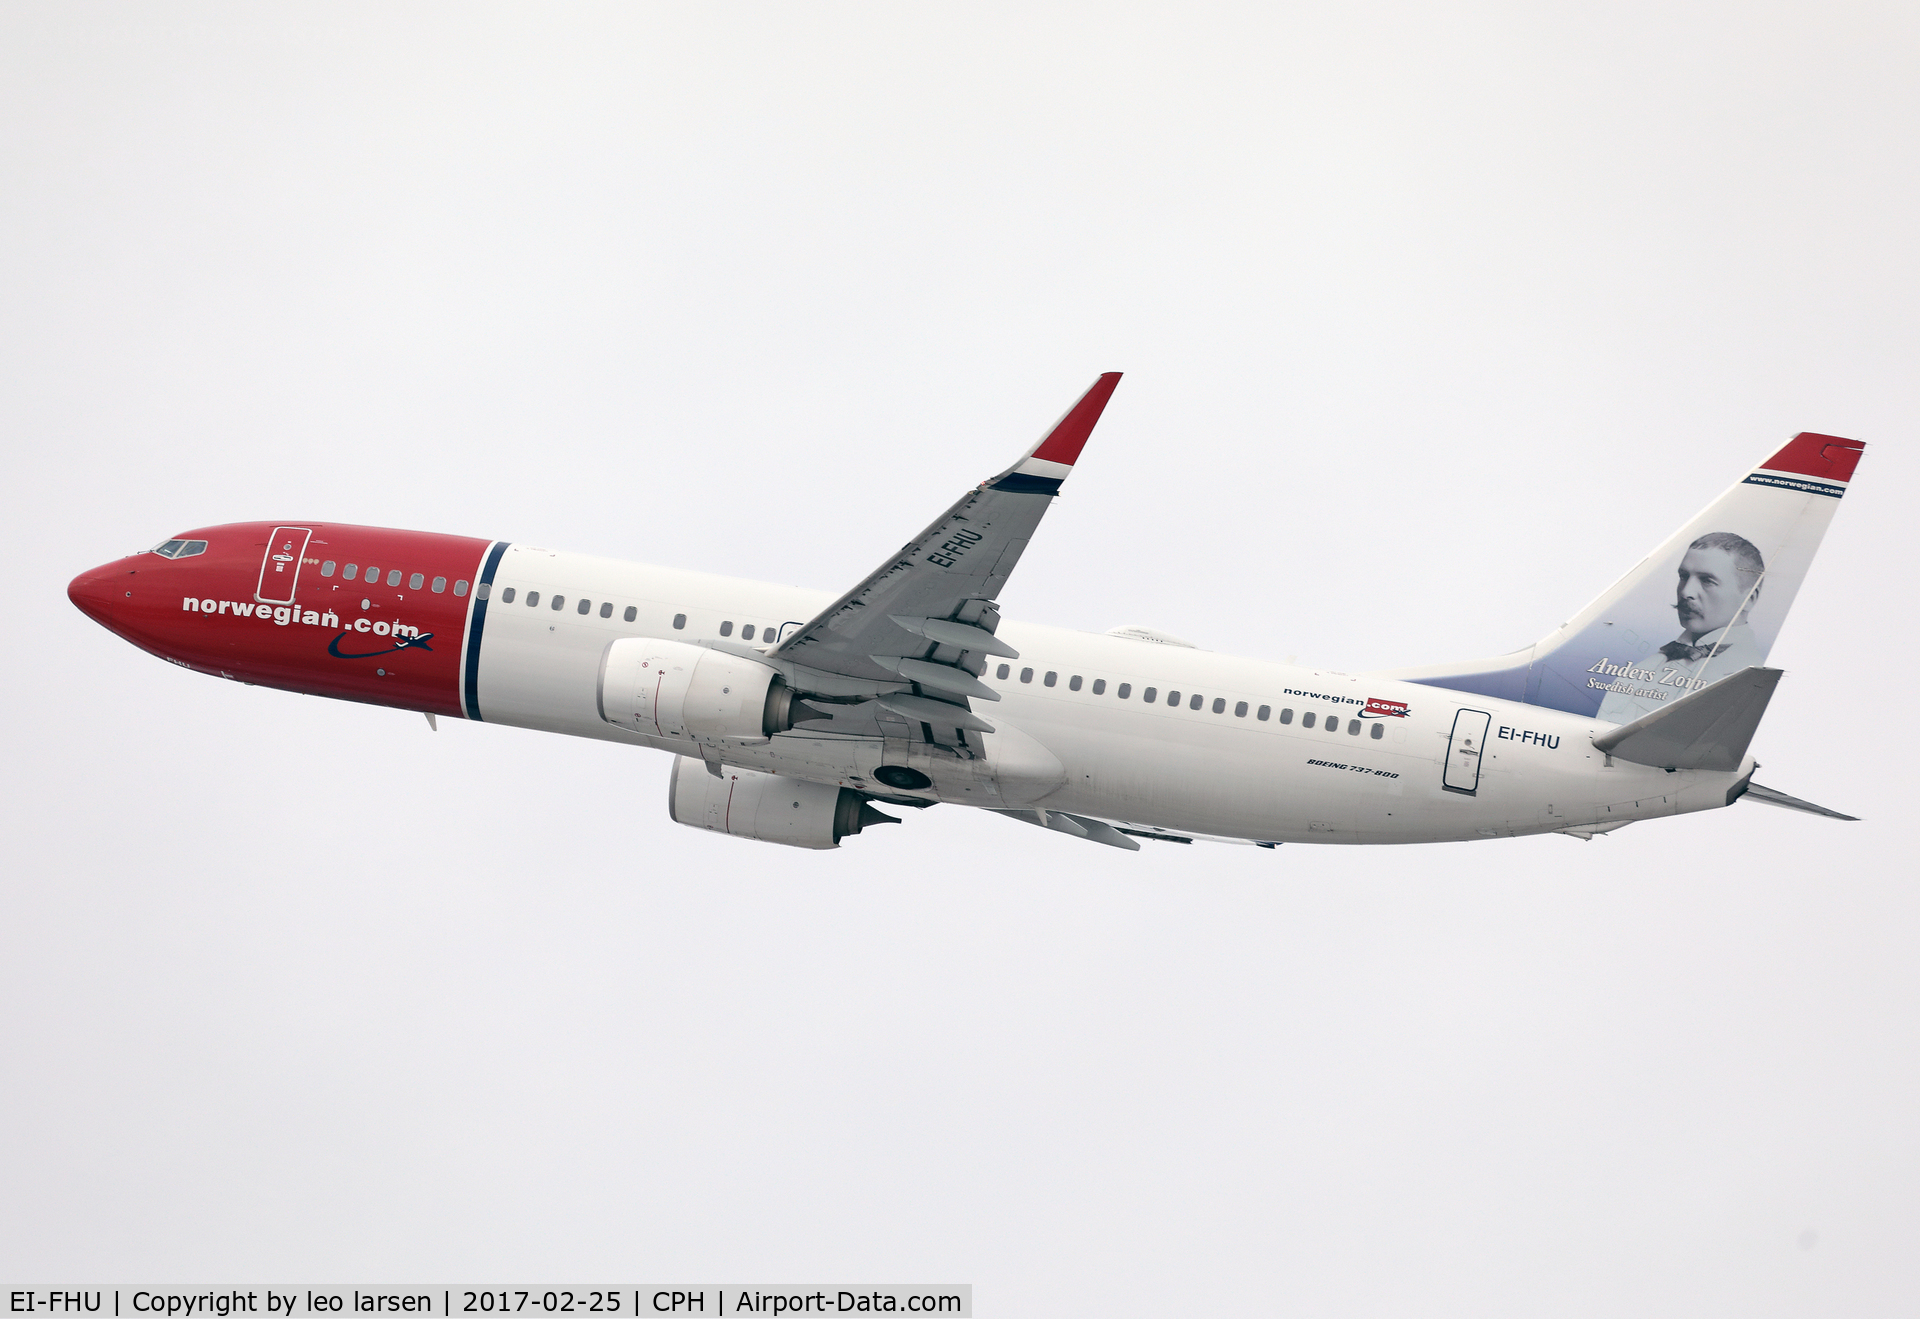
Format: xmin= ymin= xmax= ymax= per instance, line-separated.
xmin=769 ymin=373 xmax=1122 ymax=714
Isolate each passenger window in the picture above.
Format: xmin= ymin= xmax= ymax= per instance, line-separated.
xmin=526 ymin=591 xmax=539 ymax=607
xmin=431 ymin=576 xmax=446 ymax=593
xmin=1349 ymin=720 xmax=1362 ymax=735
xmin=365 ymin=565 xmax=378 ymax=582
xmin=741 ymin=624 xmax=755 ymax=640
xmin=1118 ymin=683 xmax=1132 ymax=699
xmin=1069 ymin=675 xmax=1082 ymax=691
xmin=552 ymin=595 xmax=565 ymax=611
xmin=1257 ymin=704 xmax=1270 ymax=720
xmin=1326 ymin=718 xmax=1340 ymax=733
xmin=1092 ymin=679 xmax=1106 ymax=695
xmin=719 ymin=621 xmax=733 ymax=637
xmin=1044 ymin=671 xmax=1057 ymax=687
xmin=1371 ymin=722 xmax=1384 ymax=739
xmin=321 ymin=561 xmax=336 ymax=577
xmin=996 ymin=664 xmax=1010 ymax=679
xmin=577 ymin=598 xmax=591 ymax=615
xmin=1212 ymin=697 xmax=1225 ymax=713
xmin=409 ymin=573 xmax=424 ymax=590
xmin=1020 ymin=668 xmax=1033 ymax=683
xmin=1142 ymin=687 xmax=1156 ymax=702
xmin=599 ymin=602 xmax=612 ymax=618
xmin=501 ymin=587 xmax=516 ymax=604
xmin=344 ymin=564 xmax=359 ymax=581
xmin=1302 ymin=712 xmax=1315 ymax=728
xmin=1279 ymin=708 xmax=1292 ymax=724
xmin=1235 ymin=701 xmax=1248 ymax=717
xmin=1191 ymin=694 xmax=1204 ymax=710
xmin=386 ymin=570 xmax=401 ymax=587
xmin=1168 ymin=690 xmax=1181 ymax=706
xmin=670 ymin=612 xmax=683 ymax=628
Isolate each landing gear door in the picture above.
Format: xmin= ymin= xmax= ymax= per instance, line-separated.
xmin=256 ymin=526 xmax=313 ymax=605
xmin=1443 ymin=708 xmax=1492 ymax=795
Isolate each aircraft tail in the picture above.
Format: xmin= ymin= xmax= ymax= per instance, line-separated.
xmin=1378 ymin=432 xmax=1865 ymax=724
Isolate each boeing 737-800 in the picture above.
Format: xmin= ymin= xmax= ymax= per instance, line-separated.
xmin=68 ymin=374 xmax=1861 ymax=849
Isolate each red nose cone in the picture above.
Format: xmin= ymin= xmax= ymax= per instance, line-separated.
xmin=69 ymin=560 xmax=131 ymax=630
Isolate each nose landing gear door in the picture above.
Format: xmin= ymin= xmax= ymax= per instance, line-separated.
xmin=256 ymin=526 xmax=313 ymax=605
xmin=1443 ymin=708 xmax=1491 ymax=795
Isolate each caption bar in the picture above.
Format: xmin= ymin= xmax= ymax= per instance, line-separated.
xmin=7 ymin=1293 xmax=969 ymax=1318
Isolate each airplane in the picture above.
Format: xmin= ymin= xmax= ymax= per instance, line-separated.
xmin=68 ymin=373 xmax=1862 ymax=851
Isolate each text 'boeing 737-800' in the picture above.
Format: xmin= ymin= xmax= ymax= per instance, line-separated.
xmin=68 ymin=374 xmax=1862 ymax=850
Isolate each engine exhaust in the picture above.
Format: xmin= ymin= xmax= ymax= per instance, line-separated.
xmin=762 ymin=677 xmax=833 ymax=736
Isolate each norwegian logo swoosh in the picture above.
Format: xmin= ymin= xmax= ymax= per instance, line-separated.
xmin=328 ymin=631 xmax=435 ymax=660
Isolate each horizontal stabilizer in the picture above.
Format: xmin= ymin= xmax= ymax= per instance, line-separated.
xmin=1591 ymin=665 xmax=1780 ymax=771
xmin=1739 ymin=781 xmax=1859 ymax=821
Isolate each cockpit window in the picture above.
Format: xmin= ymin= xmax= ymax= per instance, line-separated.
xmin=150 ymin=539 xmax=208 ymax=559
xmin=153 ymin=540 xmax=187 ymax=557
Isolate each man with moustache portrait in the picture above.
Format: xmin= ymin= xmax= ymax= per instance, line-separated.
xmin=1597 ymin=531 xmax=1768 ymax=724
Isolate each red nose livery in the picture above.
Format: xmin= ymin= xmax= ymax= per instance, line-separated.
xmin=71 ymin=523 xmax=499 ymax=719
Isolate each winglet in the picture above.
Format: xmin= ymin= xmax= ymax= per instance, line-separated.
xmin=989 ymin=372 xmax=1122 ymax=494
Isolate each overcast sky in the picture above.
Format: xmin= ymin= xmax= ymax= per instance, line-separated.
xmin=3 ymin=3 xmax=1916 ymax=1314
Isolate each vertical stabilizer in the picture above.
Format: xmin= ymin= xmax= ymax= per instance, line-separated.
xmin=1378 ymin=433 xmax=1865 ymax=722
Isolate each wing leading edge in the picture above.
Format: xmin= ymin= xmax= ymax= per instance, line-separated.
xmin=744 ymin=372 xmax=1121 ymax=752
xmin=765 ymin=372 xmax=1122 ymax=741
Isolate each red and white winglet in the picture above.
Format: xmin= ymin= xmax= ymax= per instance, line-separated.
xmin=987 ymin=372 xmax=1123 ymax=494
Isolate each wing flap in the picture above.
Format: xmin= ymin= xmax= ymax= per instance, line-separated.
xmin=992 ymin=808 xmax=1143 ymax=851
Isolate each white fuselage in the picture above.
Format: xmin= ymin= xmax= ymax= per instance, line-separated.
xmin=474 ymin=545 xmax=1743 ymax=844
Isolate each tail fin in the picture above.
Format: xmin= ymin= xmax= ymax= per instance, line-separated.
xmin=1381 ymin=433 xmax=1865 ymax=723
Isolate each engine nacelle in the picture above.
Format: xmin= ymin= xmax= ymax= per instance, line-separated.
xmin=598 ymin=637 xmax=810 ymax=744
xmin=667 ymin=757 xmax=897 ymax=849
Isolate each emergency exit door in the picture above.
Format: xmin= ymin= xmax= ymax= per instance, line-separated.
xmin=255 ymin=526 xmax=312 ymax=605
xmin=1443 ymin=708 xmax=1492 ymax=794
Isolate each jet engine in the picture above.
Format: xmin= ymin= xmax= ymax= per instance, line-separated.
xmin=597 ymin=638 xmax=814 ymax=744
xmin=667 ymin=757 xmax=898 ymax=849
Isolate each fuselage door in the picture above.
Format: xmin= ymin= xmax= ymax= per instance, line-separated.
xmin=255 ymin=527 xmax=313 ymax=605
xmin=1443 ymin=708 xmax=1492 ymax=795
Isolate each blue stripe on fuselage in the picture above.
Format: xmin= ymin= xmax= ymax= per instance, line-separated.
xmin=463 ymin=540 xmax=511 ymax=720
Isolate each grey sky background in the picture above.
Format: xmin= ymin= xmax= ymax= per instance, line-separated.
xmin=3 ymin=3 xmax=1916 ymax=1314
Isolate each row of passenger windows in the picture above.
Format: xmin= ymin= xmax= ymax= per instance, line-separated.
xmin=495 ymin=585 xmax=643 ymax=621
xmin=320 ymin=561 xmax=469 ymax=596
xmin=487 ymin=588 xmax=772 ymax=640
xmin=992 ymin=664 xmax=1386 ymax=738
